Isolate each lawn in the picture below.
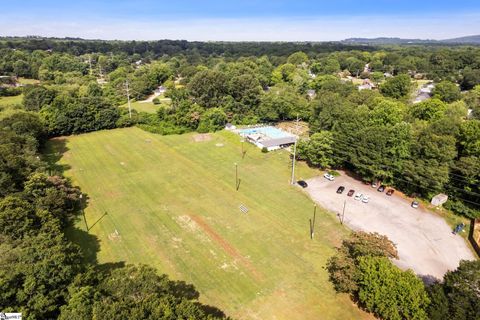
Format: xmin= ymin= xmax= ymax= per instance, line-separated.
xmin=120 ymin=97 xmax=171 ymax=114
xmin=45 ymin=127 xmax=372 ymax=320
xmin=0 ymin=94 xmax=23 ymax=107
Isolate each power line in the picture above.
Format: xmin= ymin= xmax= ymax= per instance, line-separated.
xmin=326 ymin=133 xmax=480 ymax=193
xmin=304 ymin=133 xmax=480 ymax=203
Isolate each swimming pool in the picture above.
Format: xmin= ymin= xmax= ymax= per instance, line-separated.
xmin=238 ymin=126 xmax=294 ymax=139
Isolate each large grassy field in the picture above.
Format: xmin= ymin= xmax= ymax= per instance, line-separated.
xmin=45 ymin=127 xmax=371 ymax=320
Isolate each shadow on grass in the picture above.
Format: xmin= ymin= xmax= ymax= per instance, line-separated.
xmin=65 ymin=225 xmax=101 ymax=265
xmin=42 ymin=137 xmax=71 ymax=175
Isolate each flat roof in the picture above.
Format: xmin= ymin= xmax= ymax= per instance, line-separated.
xmin=259 ymin=136 xmax=297 ymax=148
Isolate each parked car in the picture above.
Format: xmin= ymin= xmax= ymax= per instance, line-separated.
xmin=362 ymin=195 xmax=370 ymax=203
xmin=377 ymin=185 xmax=386 ymax=192
xmin=354 ymin=193 xmax=363 ymax=201
xmin=386 ymin=189 xmax=394 ymax=196
xmin=297 ymin=180 xmax=308 ymax=188
xmin=453 ymin=223 xmax=466 ymax=235
xmin=336 ymin=186 xmax=345 ymax=194
xmin=371 ymin=182 xmax=378 ymax=188
xmin=347 ymin=189 xmax=355 ymax=197
xmin=323 ymin=173 xmax=335 ymax=181
xmin=411 ymin=201 xmax=419 ymax=208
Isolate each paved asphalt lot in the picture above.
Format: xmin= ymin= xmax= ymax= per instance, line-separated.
xmin=303 ymin=172 xmax=475 ymax=280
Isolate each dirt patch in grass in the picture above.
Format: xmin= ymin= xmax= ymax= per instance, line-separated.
xmin=193 ymin=133 xmax=212 ymax=142
xmin=189 ymin=214 xmax=262 ymax=281
xmin=276 ymin=121 xmax=309 ymax=137
xmin=108 ymin=231 xmax=121 ymax=241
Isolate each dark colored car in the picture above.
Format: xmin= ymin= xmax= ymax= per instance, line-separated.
xmin=336 ymin=186 xmax=345 ymax=194
xmin=377 ymin=185 xmax=386 ymax=192
xmin=297 ymin=180 xmax=308 ymax=188
xmin=347 ymin=189 xmax=355 ymax=197
xmin=453 ymin=223 xmax=466 ymax=235
xmin=386 ymin=189 xmax=395 ymax=196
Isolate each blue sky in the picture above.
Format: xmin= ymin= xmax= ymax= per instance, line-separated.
xmin=1 ymin=0 xmax=480 ymax=41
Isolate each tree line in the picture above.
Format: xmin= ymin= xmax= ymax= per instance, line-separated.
xmin=0 ymin=111 xmax=229 ymax=318
xmin=1 ymin=39 xmax=479 ymax=319
xmin=327 ymin=231 xmax=480 ymax=320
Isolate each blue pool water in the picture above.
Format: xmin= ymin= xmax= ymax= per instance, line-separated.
xmin=238 ymin=126 xmax=293 ymax=139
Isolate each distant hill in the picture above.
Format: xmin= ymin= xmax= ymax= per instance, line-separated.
xmin=441 ymin=35 xmax=480 ymax=44
xmin=342 ymin=35 xmax=480 ymax=45
xmin=343 ymin=37 xmax=437 ymax=45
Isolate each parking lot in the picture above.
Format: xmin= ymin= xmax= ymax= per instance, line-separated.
xmin=304 ymin=172 xmax=475 ymax=280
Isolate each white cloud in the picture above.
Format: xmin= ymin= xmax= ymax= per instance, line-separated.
xmin=1 ymin=15 xmax=479 ymax=41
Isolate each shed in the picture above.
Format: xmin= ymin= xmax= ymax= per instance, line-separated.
xmin=431 ymin=194 xmax=448 ymax=207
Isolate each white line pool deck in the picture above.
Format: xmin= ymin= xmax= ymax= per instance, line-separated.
xmin=303 ymin=173 xmax=476 ymax=280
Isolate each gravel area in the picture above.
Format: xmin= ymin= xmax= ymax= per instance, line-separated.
xmin=304 ymin=172 xmax=475 ymax=280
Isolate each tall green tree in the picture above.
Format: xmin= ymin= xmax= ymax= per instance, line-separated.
xmin=380 ymin=74 xmax=413 ymax=100
xmin=433 ymin=81 xmax=461 ymax=103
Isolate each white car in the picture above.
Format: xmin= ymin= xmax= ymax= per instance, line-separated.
xmin=323 ymin=173 xmax=335 ymax=181
xmin=362 ymin=195 xmax=370 ymax=203
xmin=354 ymin=193 xmax=363 ymax=201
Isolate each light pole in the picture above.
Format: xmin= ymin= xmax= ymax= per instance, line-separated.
xmin=235 ymin=163 xmax=238 ymax=190
xmin=341 ymin=200 xmax=346 ymax=224
xmin=80 ymin=194 xmax=88 ymax=231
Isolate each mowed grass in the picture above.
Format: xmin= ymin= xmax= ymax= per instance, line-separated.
xmin=120 ymin=97 xmax=171 ymax=114
xmin=46 ymin=127 xmax=372 ymax=320
xmin=0 ymin=94 xmax=23 ymax=107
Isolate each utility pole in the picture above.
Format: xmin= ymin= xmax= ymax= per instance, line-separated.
xmin=341 ymin=200 xmax=346 ymax=224
xmin=311 ymin=204 xmax=317 ymax=239
xmin=290 ymin=114 xmax=300 ymax=184
xmin=125 ymin=80 xmax=132 ymax=119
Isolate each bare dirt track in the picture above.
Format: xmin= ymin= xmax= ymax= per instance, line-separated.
xmin=304 ymin=172 xmax=475 ymax=280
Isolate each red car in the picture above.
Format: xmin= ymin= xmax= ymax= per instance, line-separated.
xmin=386 ymin=189 xmax=395 ymax=196
xmin=347 ymin=189 xmax=355 ymax=197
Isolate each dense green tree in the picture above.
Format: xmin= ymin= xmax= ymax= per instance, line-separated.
xmin=345 ymin=57 xmax=365 ymax=77
xmin=188 ymin=70 xmax=229 ymax=108
xmin=311 ymin=58 xmax=340 ymax=75
xmin=197 ymin=107 xmax=227 ymax=133
xmin=0 ymin=111 xmax=45 ymax=142
xmin=297 ymin=131 xmax=334 ymax=168
xmin=380 ymin=74 xmax=413 ymax=100
xmin=460 ymin=69 xmax=480 ymax=90
xmin=427 ymin=260 xmax=480 ymax=320
xmin=271 ymin=63 xmax=296 ymax=84
xmin=326 ymin=232 xmax=398 ymax=293
xmin=409 ymin=99 xmax=448 ymax=121
xmin=23 ymin=85 xmax=56 ymax=111
xmin=287 ymin=51 xmax=308 ymax=66
xmin=59 ymin=264 xmax=228 ymax=320
xmin=0 ymin=130 xmax=41 ymax=196
xmin=357 ymin=256 xmax=430 ymax=320
xmin=257 ymin=85 xmax=307 ymax=121
xmin=433 ymin=81 xmax=461 ymax=103
xmin=458 ymin=120 xmax=480 ymax=156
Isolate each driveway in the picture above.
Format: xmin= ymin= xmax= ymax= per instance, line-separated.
xmin=304 ymin=172 xmax=475 ymax=280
